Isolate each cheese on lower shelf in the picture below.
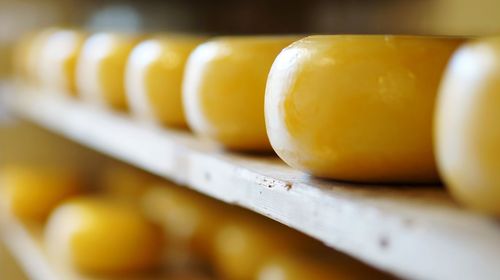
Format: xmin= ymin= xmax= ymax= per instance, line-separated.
xmin=14 ymin=28 xmax=59 ymax=86
xmin=257 ymin=254 xmax=380 ymax=280
xmin=436 ymin=37 xmax=500 ymax=215
xmin=44 ymin=196 xmax=163 ymax=274
xmin=37 ymin=29 xmax=86 ymax=96
xmin=100 ymin=163 xmax=156 ymax=202
xmin=212 ymin=215 xmax=319 ymax=280
xmin=0 ymin=165 xmax=83 ymax=222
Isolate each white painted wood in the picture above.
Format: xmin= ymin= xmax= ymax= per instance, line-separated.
xmin=5 ymin=85 xmax=500 ymax=280
xmin=0 ymin=217 xmax=60 ymax=280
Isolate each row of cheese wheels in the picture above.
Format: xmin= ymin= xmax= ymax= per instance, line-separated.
xmin=0 ymin=164 xmax=389 ymax=280
xmin=15 ymin=29 xmax=500 ymax=215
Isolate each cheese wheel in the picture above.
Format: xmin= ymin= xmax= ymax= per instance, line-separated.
xmin=436 ymin=38 xmax=500 ymax=214
xmin=257 ymin=254 xmax=380 ymax=280
xmin=45 ymin=197 xmax=163 ymax=274
xmin=76 ymin=33 xmax=142 ymax=110
xmin=126 ymin=36 xmax=205 ymax=127
xmin=265 ymin=35 xmax=463 ymax=182
xmin=213 ymin=216 xmax=313 ymax=280
xmin=38 ymin=29 xmax=86 ymax=95
xmin=15 ymin=28 xmax=59 ymax=85
xmin=13 ymin=32 xmax=37 ymax=83
xmin=100 ymin=163 xmax=156 ymax=203
xmin=142 ymin=184 xmax=228 ymax=261
xmin=0 ymin=165 xmax=83 ymax=221
xmin=183 ymin=36 xmax=301 ymax=151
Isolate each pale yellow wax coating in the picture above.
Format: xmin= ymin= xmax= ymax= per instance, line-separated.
xmin=14 ymin=28 xmax=59 ymax=85
xmin=0 ymin=165 xmax=83 ymax=222
xmin=142 ymin=184 xmax=228 ymax=261
xmin=257 ymin=254 xmax=380 ymax=280
xmin=183 ymin=36 xmax=301 ymax=151
xmin=100 ymin=163 xmax=156 ymax=202
xmin=212 ymin=216 xmax=313 ymax=280
xmin=76 ymin=33 xmax=142 ymax=110
xmin=126 ymin=36 xmax=205 ymax=127
xmin=13 ymin=32 xmax=37 ymax=82
xmin=44 ymin=197 xmax=163 ymax=274
xmin=266 ymin=35 xmax=463 ymax=182
xmin=436 ymin=37 xmax=500 ymax=215
xmin=38 ymin=29 xmax=86 ymax=95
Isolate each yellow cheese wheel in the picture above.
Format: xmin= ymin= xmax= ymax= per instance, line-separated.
xmin=76 ymin=33 xmax=142 ymax=110
xmin=257 ymin=254 xmax=381 ymax=280
xmin=126 ymin=36 xmax=205 ymax=127
xmin=265 ymin=35 xmax=463 ymax=182
xmin=183 ymin=36 xmax=301 ymax=151
xmin=100 ymin=163 xmax=156 ymax=203
xmin=435 ymin=37 xmax=500 ymax=214
xmin=45 ymin=197 xmax=163 ymax=274
xmin=0 ymin=165 xmax=83 ymax=221
xmin=212 ymin=216 xmax=313 ymax=280
xmin=15 ymin=28 xmax=59 ymax=86
xmin=142 ymin=184 xmax=227 ymax=261
xmin=13 ymin=32 xmax=37 ymax=83
xmin=38 ymin=29 xmax=86 ymax=95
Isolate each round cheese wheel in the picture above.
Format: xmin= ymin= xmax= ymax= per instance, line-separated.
xmin=265 ymin=35 xmax=463 ymax=182
xmin=0 ymin=165 xmax=83 ymax=221
xmin=38 ymin=29 xmax=86 ymax=95
xmin=76 ymin=33 xmax=142 ymax=110
xmin=44 ymin=197 xmax=163 ymax=274
xmin=436 ymin=37 xmax=500 ymax=214
xmin=183 ymin=36 xmax=301 ymax=151
xmin=126 ymin=36 xmax=204 ymax=127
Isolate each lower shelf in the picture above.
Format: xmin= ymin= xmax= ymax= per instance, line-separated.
xmin=5 ymin=84 xmax=500 ymax=280
xmin=0 ymin=214 xmax=212 ymax=280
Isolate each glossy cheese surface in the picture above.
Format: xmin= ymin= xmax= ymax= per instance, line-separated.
xmin=13 ymin=32 xmax=37 ymax=82
xmin=257 ymin=254 xmax=373 ymax=280
xmin=100 ymin=163 xmax=155 ymax=202
xmin=15 ymin=29 xmax=58 ymax=85
xmin=38 ymin=30 xmax=86 ymax=95
xmin=142 ymin=185 xmax=226 ymax=261
xmin=44 ymin=197 xmax=163 ymax=274
xmin=213 ymin=217 xmax=311 ymax=280
xmin=266 ymin=35 xmax=463 ymax=182
xmin=436 ymin=38 xmax=500 ymax=214
xmin=126 ymin=36 xmax=204 ymax=127
xmin=0 ymin=165 xmax=82 ymax=221
xmin=76 ymin=33 xmax=141 ymax=110
xmin=183 ymin=36 xmax=300 ymax=151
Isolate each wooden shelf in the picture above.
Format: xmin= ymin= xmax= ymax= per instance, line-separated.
xmin=4 ymin=84 xmax=500 ymax=280
xmin=0 ymin=217 xmax=60 ymax=280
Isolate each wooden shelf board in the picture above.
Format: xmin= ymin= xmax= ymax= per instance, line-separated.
xmin=0 ymin=215 xmax=88 ymax=280
xmin=5 ymin=85 xmax=500 ymax=280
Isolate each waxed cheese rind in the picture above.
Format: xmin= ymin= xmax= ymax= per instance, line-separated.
xmin=266 ymin=35 xmax=463 ymax=182
xmin=76 ymin=33 xmax=140 ymax=110
xmin=183 ymin=36 xmax=301 ymax=151
xmin=435 ymin=38 xmax=500 ymax=214
xmin=125 ymin=37 xmax=203 ymax=127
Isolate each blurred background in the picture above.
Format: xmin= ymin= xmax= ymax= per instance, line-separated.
xmin=1 ymin=0 xmax=500 ymax=77
xmin=0 ymin=1 xmax=499 ymax=279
